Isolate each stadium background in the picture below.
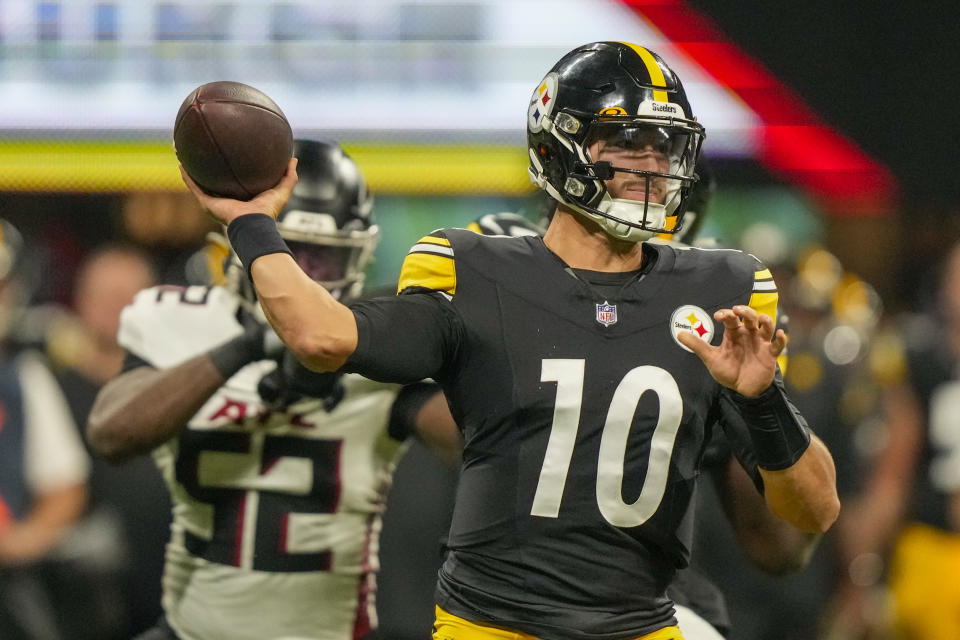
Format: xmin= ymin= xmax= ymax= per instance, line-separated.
xmin=3 ymin=0 xmax=956 ymax=311
xmin=1 ymin=1 xmax=958 ymax=638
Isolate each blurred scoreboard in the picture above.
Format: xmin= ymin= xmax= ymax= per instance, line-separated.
xmin=0 ymin=0 xmax=762 ymax=194
xmin=0 ymin=0 xmax=756 ymax=148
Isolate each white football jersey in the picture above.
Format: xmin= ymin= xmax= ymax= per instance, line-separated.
xmin=118 ymin=285 xmax=406 ymax=640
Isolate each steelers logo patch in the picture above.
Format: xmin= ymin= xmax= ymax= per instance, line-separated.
xmin=528 ymin=72 xmax=559 ymax=133
xmin=670 ymin=305 xmax=715 ymax=352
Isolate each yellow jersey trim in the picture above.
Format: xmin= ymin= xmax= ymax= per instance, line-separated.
xmin=397 ymin=235 xmax=456 ymax=295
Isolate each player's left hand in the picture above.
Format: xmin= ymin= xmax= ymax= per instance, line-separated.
xmin=180 ymin=157 xmax=299 ymax=226
xmin=677 ymin=304 xmax=787 ymax=397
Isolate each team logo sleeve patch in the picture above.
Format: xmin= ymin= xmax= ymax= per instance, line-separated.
xmin=397 ymin=234 xmax=456 ymax=295
xmin=670 ymin=304 xmax=715 ymax=352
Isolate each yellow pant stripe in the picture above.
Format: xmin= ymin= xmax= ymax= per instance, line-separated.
xmin=433 ymin=606 xmax=684 ymax=640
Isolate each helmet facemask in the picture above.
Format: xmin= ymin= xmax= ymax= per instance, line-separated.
xmin=276 ymin=209 xmax=379 ymax=303
xmin=543 ymin=111 xmax=703 ymax=243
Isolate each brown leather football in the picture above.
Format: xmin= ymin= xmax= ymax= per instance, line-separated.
xmin=174 ymin=81 xmax=293 ymax=200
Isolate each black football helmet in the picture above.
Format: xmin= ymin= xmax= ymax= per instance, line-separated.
xmin=527 ymin=42 xmax=705 ymax=242
xmin=222 ymin=139 xmax=378 ymax=303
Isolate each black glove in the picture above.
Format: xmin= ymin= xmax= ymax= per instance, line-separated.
xmin=257 ymin=349 xmax=344 ymax=411
xmin=208 ymin=306 xmax=283 ymax=379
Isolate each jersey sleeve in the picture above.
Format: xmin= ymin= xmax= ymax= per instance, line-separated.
xmin=117 ymin=285 xmax=244 ymax=369
xmin=746 ymin=261 xmax=788 ymax=374
xmin=346 ymin=292 xmax=461 ymax=384
xmin=397 ymin=231 xmax=457 ymax=296
xmin=388 ymin=381 xmax=443 ymax=442
xmin=747 ymin=264 xmax=778 ymax=325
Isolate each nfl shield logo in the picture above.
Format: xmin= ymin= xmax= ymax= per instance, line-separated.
xmin=596 ymin=302 xmax=617 ymax=327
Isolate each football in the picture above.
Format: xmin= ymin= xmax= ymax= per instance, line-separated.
xmin=174 ymin=81 xmax=293 ymax=200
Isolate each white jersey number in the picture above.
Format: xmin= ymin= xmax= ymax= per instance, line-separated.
xmin=531 ymin=359 xmax=684 ymax=527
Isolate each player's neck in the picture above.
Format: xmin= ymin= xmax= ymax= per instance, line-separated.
xmin=543 ymin=208 xmax=644 ymax=272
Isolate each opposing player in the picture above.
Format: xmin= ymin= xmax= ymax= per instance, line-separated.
xmin=86 ymin=139 xmax=458 ymax=640
xmin=185 ymin=42 xmax=840 ymax=639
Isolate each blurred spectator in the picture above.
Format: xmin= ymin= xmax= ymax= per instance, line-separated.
xmin=827 ymin=240 xmax=960 ymax=640
xmin=52 ymin=245 xmax=159 ymax=394
xmin=45 ymin=245 xmax=169 ymax=639
xmin=0 ymin=219 xmax=90 ymax=639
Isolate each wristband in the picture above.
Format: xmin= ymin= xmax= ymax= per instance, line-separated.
xmin=726 ymin=383 xmax=811 ymax=471
xmin=226 ymin=214 xmax=293 ymax=277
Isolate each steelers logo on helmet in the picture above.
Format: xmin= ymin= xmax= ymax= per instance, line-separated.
xmin=526 ymin=42 xmax=705 ymax=244
xmin=528 ymin=72 xmax=559 ymax=134
xmin=670 ymin=304 xmax=715 ymax=352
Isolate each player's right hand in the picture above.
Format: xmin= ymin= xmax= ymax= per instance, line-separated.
xmin=181 ymin=157 xmax=299 ymax=226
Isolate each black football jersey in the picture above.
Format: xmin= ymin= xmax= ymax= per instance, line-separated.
xmin=348 ymin=229 xmax=780 ymax=640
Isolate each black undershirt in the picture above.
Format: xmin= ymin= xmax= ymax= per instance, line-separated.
xmin=568 ymin=243 xmax=659 ymax=301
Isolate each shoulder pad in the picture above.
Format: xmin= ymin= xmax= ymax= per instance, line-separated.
xmin=118 ymin=285 xmax=244 ymax=368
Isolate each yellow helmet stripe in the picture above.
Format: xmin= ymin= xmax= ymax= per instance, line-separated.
xmin=618 ymin=42 xmax=669 ymax=103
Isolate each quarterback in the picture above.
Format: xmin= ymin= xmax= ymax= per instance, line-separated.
xmin=87 ymin=140 xmax=457 ymax=640
xmin=185 ymin=43 xmax=840 ymax=640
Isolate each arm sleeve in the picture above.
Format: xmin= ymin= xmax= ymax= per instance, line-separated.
xmin=716 ymin=395 xmax=764 ymax=493
xmin=20 ymin=352 xmax=90 ymax=494
xmin=388 ymin=381 xmax=443 ymax=442
xmin=345 ymin=291 xmax=461 ymax=384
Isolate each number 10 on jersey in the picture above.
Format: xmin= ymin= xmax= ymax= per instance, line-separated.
xmin=532 ymin=359 xmax=684 ymax=528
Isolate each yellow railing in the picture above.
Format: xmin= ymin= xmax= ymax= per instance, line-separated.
xmin=0 ymin=140 xmax=535 ymax=195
